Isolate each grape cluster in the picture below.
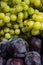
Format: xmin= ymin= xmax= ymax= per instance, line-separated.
xmin=0 ymin=0 xmax=43 ymax=41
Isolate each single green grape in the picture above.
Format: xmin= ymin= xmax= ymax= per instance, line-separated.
xmin=19 ymin=22 xmax=23 ymax=28
xmin=27 ymin=21 xmax=34 ymax=29
xmin=15 ymin=29 xmax=20 ymax=35
xmin=34 ymin=9 xmax=39 ymax=14
xmin=18 ymin=12 xmax=24 ymax=20
xmin=28 ymin=7 xmax=34 ymax=15
xmin=1 ymin=37 xmax=8 ymax=41
xmin=6 ymin=13 xmax=11 ymax=16
xmin=22 ymin=27 xmax=29 ymax=32
xmin=0 ymin=13 xmax=5 ymax=19
xmin=24 ymin=11 xmax=28 ymax=19
xmin=4 ymin=16 xmax=10 ymax=23
xmin=9 ymin=29 xmax=15 ymax=35
xmin=17 ymin=18 xmax=22 ymax=23
xmin=22 ymin=27 xmax=26 ymax=33
xmin=5 ymin=33 xmax=11 ymax=39
xmin=33 ymin=22 xmax=41 ymax=30
xmin=10 ymin=15 xmax=17 ymax=21
xmin=15 ymin=0 xmax=21 ymax=4
xmin=23 ymin=4 xmax=29 ymax=11
xmin=0 ymin=30 xmax=4 ymax=35
xmin=0 ymin=20 xmax=4 ymax=26
xmin=24 ymin=0 xmax=30 ymax=5
xmin=4 ymin=28 xmax=10 ymax=33
xmin=7 ymin=23 xmax=12 ymax=28
xmin=3 ymin=5 xmax=10 ymax=13
xmin=24 ymin=20 xmax=28 ymax=25
xmin=14 ymin=24 xmax=19 ymax=29
xmin=32 ymin=14 xmax=37 ymax=21
xmin=31 ymin=29 xmax=40 ymax=36
xmin=35 ymin=15 xmax=43 ymax=22
xmin=1 ymin=2 xmax=7 ymax=8
xmin=16 ymin=5 xmax=23 ymax=12
xmin=10 ymin=8 xmax=16 ymax=14
xmin=34 ymin=0 xmax=41 ymax=7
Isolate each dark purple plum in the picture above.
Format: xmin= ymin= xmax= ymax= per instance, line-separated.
xmin=7 ymin=38 xmax=29 ymax=58
xmin=25 ymin=51 xmax=41 ymax=65
xmin=30 ymin=37 xmax=41 ymax=52
xmin=6 ymin=58 xmax=24 ymax=65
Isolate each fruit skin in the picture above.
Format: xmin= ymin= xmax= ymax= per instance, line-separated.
xmin=0 ymin=57 xmax=6 ymax=65
xmin=6 ymin=58 xmax=24 ymax=65
xmin=29 ymin=37 xmax=41 ymax=52
xmin=7 ymin=38 xmax=29 ymax=58
xmin=5 ymin=33 xmax=11 ymax=39
xmin=25 ymin=51 xmax=41 ymax=65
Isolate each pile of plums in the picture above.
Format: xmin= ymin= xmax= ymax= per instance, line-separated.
xmin=0 ymin=37 xmax=42 ymax=65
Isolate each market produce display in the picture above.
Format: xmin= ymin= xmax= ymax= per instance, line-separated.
xmin=0 ymin=0 xmax=42 ymax=65
xmin=0 ymin=0 xmax=43 ymax=41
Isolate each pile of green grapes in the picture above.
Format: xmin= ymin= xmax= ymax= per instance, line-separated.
xmin=0 ymin=0 xmax=43 ymax=41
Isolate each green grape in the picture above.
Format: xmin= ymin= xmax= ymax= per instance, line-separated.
xmin=24 ymin=0 xmax=30 ymax=5
xmin=35 ymin=15 xmax=43 ymax=22
xmin=24 ymin=20 xmax=28 ymax=25
xmin=24 ymin=12 xmax=28 ymax=19
xmin=0 ymin=30 xmax=4 ymax=35
xmin=5 ymin=33 xmax=11 ymax=39
xmin=34 ymin=9 xmax=39 ymax=14
xmin=33 ymin=22 xmax=41 ymax=30
xmin=15 ymin=29 xmax=20 ymax=35
xmin=4 ymin=28 xmax=10 ymax=33
xmin=34 ymin=0 xmax=41 ymax=7
xmin=23 ymin=4 xmax=29 ymax=11
xmin=31 ymin=29 xmax=40 ymax=36
xmin=7 ymin=23 xmax=12 ymax=28
xmin=19 ymin=22 xmax=23 ymax=28
xmin=10 ymin=15 xmax=17 ymax=21
xmin=22 ymin=26 xmax=29 ymax=32
xmin=9 ymin=29 xmax=15 ymax=35
xmin=10 ymin=8 xmax=16 ymax=14
xmin=18 ymin=12 xmax=24 ymax=20
xmin=4 ymin=16 xmax=10 ymax=23
xmin=22 ymin=2 xmax=26 ymax=6
xmin=0 ymin=13 xmax=5 ymax=19
xmin=1 ymin=37 xmax=8 ymax=41
xmin=16 ymin=5 xmax=23 ymax=12
xmin=0 ymin=20 xmax=4 ymax=26
xmin=17 ymin=18 xmax=22 ymax=23
xmin=27 ymin=21 xmax=34 ymax=29
xmin=32 ymin=14 xmax=37 ymax=21
xmin=3 ymin=5 xmax=10 ymax=13
xmin=1 ymin=2 xmax=7 ymax=8
xmin=15 ymin=0 xmax=21 ymax=4
xmin=14 ymin=24 xmax=19 ymax=29
xmin=28 ymin=7 xmax=34 ymax=15
xmin=22 ymin=27 xmax=26 ymax=33
xmin=6 ymin=13 xmax=11 ymax=16
xmin=40 ymin=23 xmax=43 ymax=30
